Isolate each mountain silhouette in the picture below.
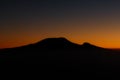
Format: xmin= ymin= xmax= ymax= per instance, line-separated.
xmin=33 ymin=37 xmax=79 ymax=49
xmin=83 ymin=42 xmax=98 ymax=47
xmin=0 ymin=37 xmax=120 ymax=77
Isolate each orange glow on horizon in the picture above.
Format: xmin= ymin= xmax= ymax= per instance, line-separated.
xmin=1 ymin=36 xmax=120 ymax=49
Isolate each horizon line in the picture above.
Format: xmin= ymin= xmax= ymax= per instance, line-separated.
xmin=0 ymin=37 xmax=120 ymax=49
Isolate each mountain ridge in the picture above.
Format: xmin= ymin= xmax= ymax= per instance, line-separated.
xmin=0 ymin=37 xmax=120 ymax=76
xmin=0 ymin=37 xmax=105 ymax=50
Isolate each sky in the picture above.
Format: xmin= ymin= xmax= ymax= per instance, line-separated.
xmin=0 ymin=0 xmax=120 ymax=48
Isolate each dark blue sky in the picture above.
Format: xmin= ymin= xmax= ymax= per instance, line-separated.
xmin=1 ymin=0 xmax=120 ymax=21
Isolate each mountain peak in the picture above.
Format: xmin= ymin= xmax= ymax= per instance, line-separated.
xmin=34 ymin=37 xmax=74 ymax=49
xmin=39 ymin=37 xmax=70 ymax=43
xmin=83 ymin=42 xmax=92 ymax=46
xmin=82 ymin=42 xmax=103 ymax=49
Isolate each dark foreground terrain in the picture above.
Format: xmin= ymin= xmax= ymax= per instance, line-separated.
xmin=0 ymin=38 xmax=120 ymax=77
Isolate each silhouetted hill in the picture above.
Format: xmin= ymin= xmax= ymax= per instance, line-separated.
xmin=83 ymin=42 xmax=102 ymax=48
xmin=32 ymin=37 xmax=80 ymax=50
xmin=0 ymin=37 xmax=120 ymax=77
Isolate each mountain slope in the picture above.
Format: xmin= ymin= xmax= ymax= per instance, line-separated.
xmin=0 ymin=37 xmax=120 ymax=75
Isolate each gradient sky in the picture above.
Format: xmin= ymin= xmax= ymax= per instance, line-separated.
xmin=0 ymin=0 xmax=120 ymax=48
